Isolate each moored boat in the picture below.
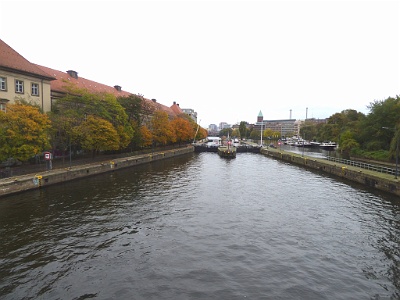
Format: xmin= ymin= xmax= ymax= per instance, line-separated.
xmin=218 ymin=136 xmax=236 ymax=158
xmin=319 ymin=142 xmax=337 ymax=150
xmin=218 ymin=145 xmax=237 ymax=158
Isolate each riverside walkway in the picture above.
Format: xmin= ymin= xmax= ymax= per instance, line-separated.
xmin=0 ymin=146 xmax=193 ymax=197
xmin=259 ymin=145 xmax=399 ymax=197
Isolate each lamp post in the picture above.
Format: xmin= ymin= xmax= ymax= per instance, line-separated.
xmin=260 ymin=121 xmax=263 ymax=147
xmin=396 ymin=137 xmax=399 ymax=179
xmin=382 ymin=126 xmax=398 ymax=179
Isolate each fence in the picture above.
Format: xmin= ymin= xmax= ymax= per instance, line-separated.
xmin=326 ymin=156 xmax=397 ymax=177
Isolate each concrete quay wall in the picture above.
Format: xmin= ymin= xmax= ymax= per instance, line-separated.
xmin=260 ymin=147 xmax=400 ymax=197
xmin=0 ymin=146 xmax=194 ymax=198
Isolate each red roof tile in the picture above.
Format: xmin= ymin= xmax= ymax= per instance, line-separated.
xmin=35 ymin=64 xmax=133 ymax=98
xmin=0 ymin=39 xmax=55 ymax=80
xmin=35 ymin=64 xmax=177 ymax=117
xmin=170 ymin=102 xmax=183 ymax=115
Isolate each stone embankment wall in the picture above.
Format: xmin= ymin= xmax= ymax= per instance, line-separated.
xmin=260 ymin=148 xmax=400 ymax=197
xmin=0 ymin=146 xmax=194 ymax=197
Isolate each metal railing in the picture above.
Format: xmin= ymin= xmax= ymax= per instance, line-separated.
xmin=326 ymin=156 xmax=397 ymax=176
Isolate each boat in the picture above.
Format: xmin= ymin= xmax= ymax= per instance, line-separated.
xmin=310 ymin=141 xmax=321 ymax=147
xmin=295 ymin=139 xmax=312 ymax=147
xmin=319 ymin=142 xmax=337 ymax=150
xmin=218 ymin=135 xmax=237 ymax=158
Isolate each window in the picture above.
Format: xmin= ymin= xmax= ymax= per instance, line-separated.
xmin=31 ymin=83 xmax=39 ymax=96
xmin=0 ymin=100 xmax=7 ymax=112
xmin=15 ymin=80 xmax=24 ymax=93
xmin=0 ymin=77 xmax=6 ymax=91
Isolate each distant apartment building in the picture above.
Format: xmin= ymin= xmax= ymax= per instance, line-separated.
xmin=255 ymin=111 xmax=327 ymax=137
xmin=219 ymin=122 xmax=230 ymax=130
xmin=256 ymin=111 xmax=298 ymax=137
xmin=208 ymin=124 xmax=218 ymax=135
xmin=181 ymin=107 xmax=198 ymax=123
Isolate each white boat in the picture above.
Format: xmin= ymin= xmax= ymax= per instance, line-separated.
xmin=310 ymin=141 xmax=321 ymax=147
xmin=295 ymin=140 xmax=312 ymax=147
xmin=319 ymin=142 xmax=337 ymax=150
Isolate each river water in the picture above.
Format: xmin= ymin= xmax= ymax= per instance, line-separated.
xmin=0 ymin=152 xmax=399 ymax=299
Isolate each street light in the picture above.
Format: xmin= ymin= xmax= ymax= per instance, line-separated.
xmin=382 ymin=126 xmax=398 ymax=179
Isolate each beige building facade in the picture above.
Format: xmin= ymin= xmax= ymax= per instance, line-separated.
xmin=0 ymin=39 xmax=55 ymax=112
xmin=0 ymin=70 xmax=54 ymax=112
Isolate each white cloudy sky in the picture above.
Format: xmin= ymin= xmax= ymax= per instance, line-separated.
xmin=1 ymin=0 xmax=399 ymax=127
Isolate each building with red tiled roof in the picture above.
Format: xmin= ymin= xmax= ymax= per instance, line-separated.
xmin=35 ymin=65 xmax=133 ymax=100
xmin=0 ymin=39 xmax=55 ymax=112
xmin=36 ymin=63 xmax=183 ymax=119
xmin=170 ymin=101 xmax=183 ymax=115
xmin=1 ymin=39 xmax=193 ymax=120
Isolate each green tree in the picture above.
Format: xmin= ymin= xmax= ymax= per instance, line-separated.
xmin=219 ymin=127 xmax=232 ymax=138
xmin=339 ymin=129 xmax=359 ymax=158
xmin=47 ymin=114 xmax=76 ymax=163
xmin=51 ymin=86 xmax=133 ymax=152
xmin=118 ymin=94 xmax=155 ymax=149
xmin=239 ymin=121 xmax=247 ymax=139
xmin=231 ymin=128 xmax=240 ymax=139
xmin=359 ymin=96 xmax=400 ymax=151
xmin=0 ymin=102 xmax=51 ymax=162
xmin=263 ymin=128 xmax=274 ymax=139
xmin=250 ymin=128 xmax=260 ymax=141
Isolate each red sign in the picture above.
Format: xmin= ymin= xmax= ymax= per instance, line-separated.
xmin=44 ymin=152 xmax=51 ymax=160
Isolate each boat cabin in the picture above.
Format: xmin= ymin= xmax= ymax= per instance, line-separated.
xmin=206 ymin=136 xmax=222 ymax=148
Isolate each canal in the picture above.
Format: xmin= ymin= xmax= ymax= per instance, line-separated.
xmin=0 ymin=152 xmax=399 ymax=299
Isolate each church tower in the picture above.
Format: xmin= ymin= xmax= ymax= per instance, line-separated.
xmin=257 ymin=110 xmax=263 ymax=123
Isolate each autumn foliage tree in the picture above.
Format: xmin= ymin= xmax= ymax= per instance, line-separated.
xmin=171 ymin=116 xmax=194 ymax=145
xmin=50 ymin=85 xmax=133 ymax=155
xmin=0 ymin=102 xmax=51 ymax=162
xmin=139 ymin=125 xmax=153 ymax=148
xmin=151 ymin=111 xmax=176 ymax=146
xmin=75 ymin=115 xmax=120 ymax=156
xmin=118 ymin=94 xmax=156 ymax=149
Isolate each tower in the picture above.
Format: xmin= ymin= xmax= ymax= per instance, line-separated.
xmin=257 ymin=110 xmax=263 ymax=123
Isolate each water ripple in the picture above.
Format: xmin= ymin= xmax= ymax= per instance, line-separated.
xmin=0 ymin=153 xmax=399 ymax=299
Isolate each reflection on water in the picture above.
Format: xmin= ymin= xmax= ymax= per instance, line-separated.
xmin=0 ymin=152 xmax=399 ymax=299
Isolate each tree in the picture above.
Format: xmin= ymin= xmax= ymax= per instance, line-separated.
xmin=151 ymin=111 xmax=176 ymax=146
xmin=263 ymin=128 xmax=274 ymax=139
xmin=197 ymin=127 xmax=208 ymax=140
xmin=171 ymin=117 xmax=193 ymax=145
xmin=51 ymin=86 xmax=133 ymax=152
xmin=231 ymin=128 xmax=240 ymax=139
xmin=250 ymin=128 xmax=260 ymax=140
xmin=359 ymin=96 xmax=400 ymax=151
xmin=47 ymin=113 xmax=76 ymax=163
xmin=239 ymin=121 xmax=247 ymax=139
xmin=0 ymin=102 xmax=51 ymax=162
xmin=219 ymin=127 xmax=232 ymax=138
xmin=139 ymin=125 xmax=153 ymax=148
xmin=300 ymin=120 xmax=318 ymax=141
xmin=339 ymin=130 xmax=360 ymax=158
xmin=75 ymin=115 xmax=120 ymax=156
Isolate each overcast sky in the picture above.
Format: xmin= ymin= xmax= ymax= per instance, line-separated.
xmin=1 ymin=0 xmax=399 ymax=127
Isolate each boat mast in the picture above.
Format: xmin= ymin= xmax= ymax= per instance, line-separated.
xmin=193 ymin=119 xmax=201 ymax=144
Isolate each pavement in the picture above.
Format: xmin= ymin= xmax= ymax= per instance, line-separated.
xmin=0 ymin=148 xmax=169 ymax=179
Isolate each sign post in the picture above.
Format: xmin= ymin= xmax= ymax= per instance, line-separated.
xmin=44 ymin=152 xmax=52 ymax=170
